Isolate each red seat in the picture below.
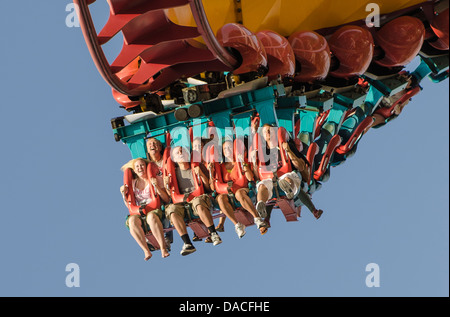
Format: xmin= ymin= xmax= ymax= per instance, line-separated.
xmin=164 ymin=147 xmax=204 ymax=204
xmin=211 ymin=138 xmax=255 ymax=227
xmin=163 ymin=140 xmax=212 ymax=238
xmin=335 ymin=116 xmax=374 ymax=155
xmin=313 ymin=134 xmax=342 ymax=181
xmin=253 ymin=126 xmax=292 ymax=180
xmin=373 ymin=86 xmax=421 ymax=119
xmin=304 ymin=142 xmax=319 ymax=185
xmin=253 ymin=126 xmax=301 ymax=222
xmin=123 ymin=160 xmax=166 ymax=249
xmin=123 ymin=163 xmax=161 ymax=216
xmin=314 ymin=110 xmax=330 ymax=139
xmin=212 ymin=138 xmax=248 ymax=195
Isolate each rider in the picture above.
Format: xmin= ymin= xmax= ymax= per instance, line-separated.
xmin=164 ymin=146 xmax=223 ymax=255
xmin=210 ymin=139 xmax=269 ymax=238
xmin=252 ymin=124 xmax=323 ymax=221
xmin=121 ymin=158 xmax=170 ymax=260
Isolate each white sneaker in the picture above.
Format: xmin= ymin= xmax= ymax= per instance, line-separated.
xmin=254 ymin=217 xmax=268 ymax=229
xmin=256 ymin=201 xmax=267 ymax=218
xmin=234 ymin=222 xmax=246 ymax=239
xmin=278 ymin=179 xmax=295 ymax=199
xmin=210 ymin=232 xmax=222 ymax=246
xmin=180 ymin=243 xmax=196 ymax=256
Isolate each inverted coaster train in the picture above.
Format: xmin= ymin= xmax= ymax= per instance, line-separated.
xmin=74 ymin=0 xmax=449 ymax=249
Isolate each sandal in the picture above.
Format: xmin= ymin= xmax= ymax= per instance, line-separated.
xmin=259 ymin=227 xmax=268 ymax=235
xmin=215 ymin=224 xmax=225 ymax=232
xmin=313 ymin=209 xmax=323 ymax=219
xmin=204 ymin=236 xmax=213 ymax=243
xmin=192 ymin=234 xmax=202 ymax=242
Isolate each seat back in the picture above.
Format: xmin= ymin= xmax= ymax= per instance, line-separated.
xmin=254 ymin=126 xmax=292 ymax=180
xmin=123 ymin=163 xmax=161 ymax=215
xmin=163 ymin=146 xmax=204 ymax=204
xmin=212 ymin=138 xmax=249 ymax=195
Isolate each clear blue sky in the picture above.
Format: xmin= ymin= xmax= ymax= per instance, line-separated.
xmin=0 ymin=1 xmax=448 ymax=298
